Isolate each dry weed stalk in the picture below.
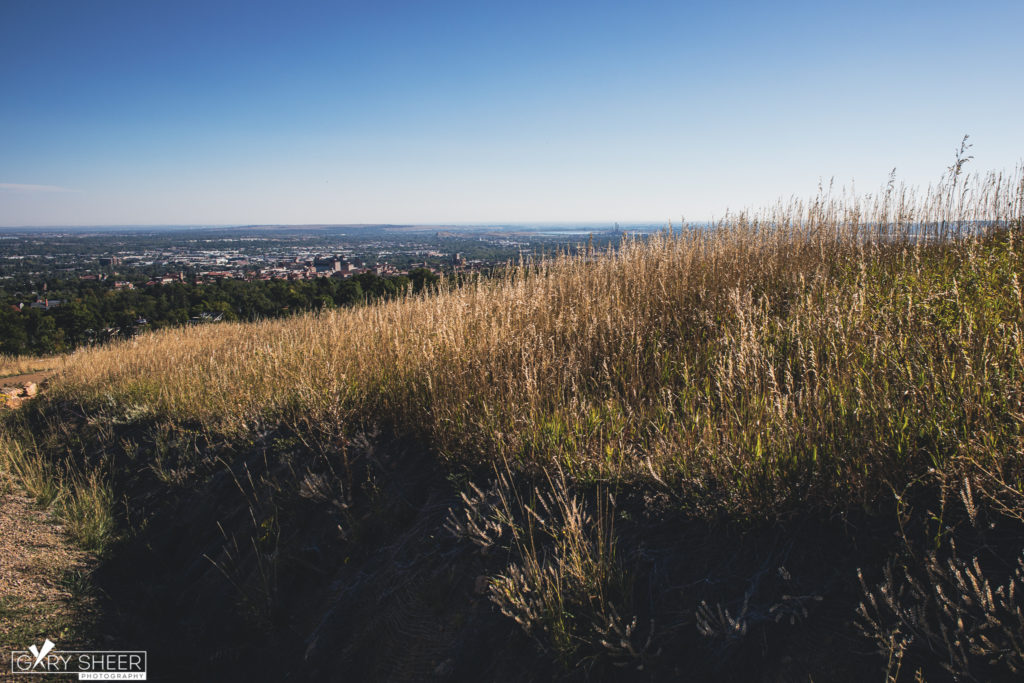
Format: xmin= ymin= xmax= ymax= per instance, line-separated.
xmin=446 ymin=463 xmax=643 ymax=666
xmin=857 ymin=549 xmax=1024 ymax=678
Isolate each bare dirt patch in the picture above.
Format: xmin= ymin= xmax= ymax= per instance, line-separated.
xmin=0 ymin=372 xmax=53 ymax=389
xmin=0 ymin=473 xmax=98 ymax=667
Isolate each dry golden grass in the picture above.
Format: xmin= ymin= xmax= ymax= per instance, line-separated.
xmin=47 ymin=165 xmax=1023 ymax=518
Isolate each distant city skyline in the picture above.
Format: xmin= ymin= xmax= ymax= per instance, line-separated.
xmin=2 ymin=0 xmax=1023 ymax=227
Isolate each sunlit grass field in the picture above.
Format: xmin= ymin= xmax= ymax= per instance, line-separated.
xmin=50 ymin=165 xmax=1024 ymax=516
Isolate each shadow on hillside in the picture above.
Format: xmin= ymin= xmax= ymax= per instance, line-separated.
xmin=82 ymin=433 xmax=894 ymax=681
xmin=85 ymin=428 xmax=541 ymax=682
xmin=15 ymin=402 xmax=1018 ymax=681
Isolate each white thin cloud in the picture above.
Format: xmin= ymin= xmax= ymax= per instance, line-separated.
xmin=0 ymin=182 xmax=79 ymax=194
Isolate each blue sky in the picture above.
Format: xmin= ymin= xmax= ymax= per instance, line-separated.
xmin=1 ymin=0 xmax=1022 ymax=226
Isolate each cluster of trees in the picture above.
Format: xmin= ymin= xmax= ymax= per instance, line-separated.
xmin=0 ymin=269 xmax=440 ymax=356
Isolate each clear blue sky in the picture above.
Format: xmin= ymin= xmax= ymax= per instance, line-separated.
xmin=1 ymin=0 xmax=1022 ymax=226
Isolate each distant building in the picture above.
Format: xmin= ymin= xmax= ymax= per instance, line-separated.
xmin=145 ymin=275 xmax=183 ymax=286
xmin=314 ymin=257 xmax=342 ymax=276
xmin=189 ymin=312 xmax=224 ymax=324
xmin=98 ymin=256 xmax=121 ymax=267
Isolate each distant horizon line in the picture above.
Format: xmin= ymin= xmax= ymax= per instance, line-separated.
xmin=0 ymin=220 xmax=685 ymax=231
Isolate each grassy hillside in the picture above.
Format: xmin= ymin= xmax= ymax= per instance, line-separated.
xmin=3 ymin=164 xmax=1024 ymax=680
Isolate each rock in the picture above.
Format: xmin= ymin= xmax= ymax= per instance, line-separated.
xmin=1 ymin=387 xmax=20 ymax=398
xmin=22 ymin=382 xmax=38 ymax=397
xmin=433 ymin=658 xmax=454 ymax=678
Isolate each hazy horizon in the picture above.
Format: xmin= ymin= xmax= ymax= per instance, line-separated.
xmin=0 ymin=220 xmax=668 ymax=233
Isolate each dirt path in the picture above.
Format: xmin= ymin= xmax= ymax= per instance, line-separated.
xmin=0 ymin=371 xmax=53 ymax=389
xmin=0 ymin=474 xmax=97 ymax=671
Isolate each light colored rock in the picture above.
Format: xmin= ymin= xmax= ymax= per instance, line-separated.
xmin=433 ymin=659 xmax=454 ymax=678
xmin=22 ymin=382 xmax=38 ymax=397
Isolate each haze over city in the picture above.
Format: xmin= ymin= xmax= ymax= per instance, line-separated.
xmin=2 ymin=0 xmax=1023 ymax=227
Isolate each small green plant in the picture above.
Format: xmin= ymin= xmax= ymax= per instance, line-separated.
xmin=60 ymin=473 xmax=115 ymax=554
xmin=59 ymin=569 xmax=98 ymax=599
xmin=0 ymin=595 xmax=24 ymax=621
xmin=1 ymin=431 xmax=115 ymax=554
xmin=0 ymin=436 xmax=63 ymax=508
